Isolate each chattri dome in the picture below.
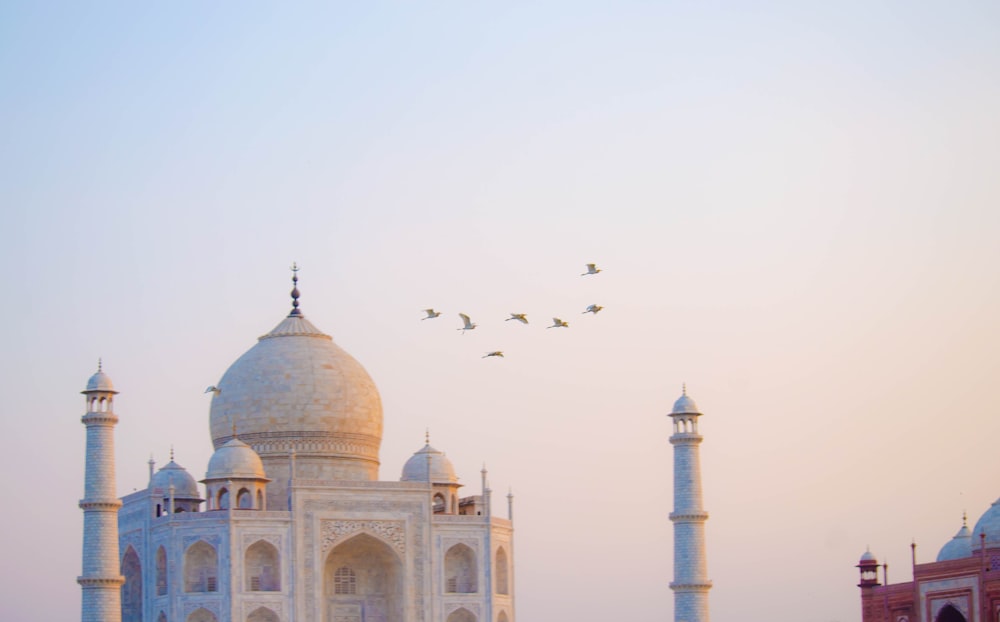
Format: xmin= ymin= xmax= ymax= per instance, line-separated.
xmin=205 ymin=438 xmax=267 ymax=481
xmin=84 ymin=369 xmax=116 ymax=393
xmin=207 ymin=311 xmax=383 ymax=480
xmin=401 ymin=444 xmax=459 ymax=485
xmin=149 ymin=460 xmax=201 ymax=500
xmin=937 ymin=517 xmax=973 ymax=562
xmin=672 ymin=389 xmax=700 ymax=415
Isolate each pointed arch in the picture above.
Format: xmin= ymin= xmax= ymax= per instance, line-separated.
xmin=184 ymin=540 xmax=218 ymax=593
xmin=247 ymin=606 xmax=280 ymax=622
xmin=245 ymin=539 xmax=280 ymax=591
xmin=445 ymin=543 xmax=478 ymax=593
xmin=156 ymin=545 xmax=168 ymax=595
xmin=447 ymin=607 xmax=477 ymax=622
xmin=121 ymin=546 xmax=142 ymax=622
xmin=324 ymin=533 xmax=403 ymax=622
xmin=936 ymin=605 xmax=967 ymax=622
xmin=495 ymin=545 xmax=509 ymax=595
xmin=237 ymin=488 xmax=252 ymax=509
xmin=217 ymin=488 xmax=230 ymax=510
xmin=497 ymin=611 xmax=510 ymax=622
xmin=186 ymin=608 xmax=218 ymax=622
xmin=156 ymin=613 xmax=167 ymax=622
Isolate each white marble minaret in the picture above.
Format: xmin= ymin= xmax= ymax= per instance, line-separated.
xmin=78 ymin=363 xmax=123 ymax=622
xmin=669 ymin=386 xmax=711 ymax=622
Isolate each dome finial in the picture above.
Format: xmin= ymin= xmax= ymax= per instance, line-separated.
xmin=963 ymin=510 xmax=968 ymax=527
xmin=97 ymin=358 xmax=103 ymax=372
xmin=289 ymin=262 xmax=302 ymax=317
xmin=232 ymin=420 xmax=238 ymax=439
xmin=425 ymin=428 xmax=430 ymax=445
xmin=682 ymin=382 xmax=687 ymax=396
xmin=170 ymin=445 xmax=174 ymax=461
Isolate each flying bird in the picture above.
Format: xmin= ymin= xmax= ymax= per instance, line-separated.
xmin=581 ymin=263 xmax=602 ymax=276
xmin=547 ymin=318 xmax=569 ymax=329
xmin=482 ymin=351 xmax=504 ymax=358
xmin=583 ymin=304 xmax=603 ymax=314
xmin=505 ymin=313 xmax=529 ymax=324
xmin=204 ymin=386 xmax=221 ymax=395
xmin=457 ymin=313 xmax=477 ymax=334
xmin=421 ymin=309 xmax=442 ymax=320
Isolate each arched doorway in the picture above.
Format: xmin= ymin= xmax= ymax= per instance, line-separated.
xmin=937 ymin=604 xmax=967 ymax=622
xmin=447 ymin=607 xmax=477 ymax=622
xmin=325 ymin=533 xmax=403 ymax=622
xmin=121 ymin=546 xmax=142 ymax=622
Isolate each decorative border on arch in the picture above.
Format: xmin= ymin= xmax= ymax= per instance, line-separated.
xmin=121 ymin=529 xmax=143 ymax=559
xmin=182 ymin=600 xmax=222 ymax=618
xmin=183 ymin=533 xmax=222 ymax=549
xmin=242 ymin=598 xmax=286 ymax=620
xmin=321 ymin=519 xmax=406 ymax=555
xmin=442 ymin=537 xmax=480 ymax=553
xmin=242 ymin=533 xmax=282 ymax=550
xmin=445 ymin=603 xmax=482 ymax=618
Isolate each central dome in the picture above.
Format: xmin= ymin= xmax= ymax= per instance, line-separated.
xmin=208 ymin=312 xmax=383 ymax=482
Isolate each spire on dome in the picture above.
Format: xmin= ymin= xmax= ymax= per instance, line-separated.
xmin=289 ymin=262 xmax=302 ymax=317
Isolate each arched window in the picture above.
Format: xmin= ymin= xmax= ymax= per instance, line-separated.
xmin=333 ymin=566 xmax=357 ymax=594
xmin=937 ymin=605 xmax=967 ymax=622
xmin=186 ymin=608 xmax=218 ymax=622
xmin=184 ymin=541 xmax=218 ymax=593
xmin=245 ymin=540 xmax=280 ymax=592
xmin=447 ymin=607 xmax=477 ymax=622
xmin=217 ymin=488 xmax=229 ymax=510
xmin=433 ymin=492 xmax=446 ymax=513
xmin=156 ymin=546 xmax=168 ymax=595
xmin=444 ymin=543 xmax=477 ymax=593
xmin=121 ymin=547 xmax=142 ymax=622
xmin=497 ymin=611 xmax=509 ymax=622
xmin=237 ymin=488 xmax=252 ymax=509
xmin=247 ymin=607 xmax=280 ymax=622
xmin=495 ymin=546 xmax=509 ymax=595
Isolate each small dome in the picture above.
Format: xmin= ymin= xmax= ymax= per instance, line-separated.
xmin=859 ymin=548 xmax=877 ymax=563
xmin=84 ymin=370 xmax=116 ymax=393
xmin=149 ymin=461 xmax=201 ymax=500
xmin=937 ymin=520 xmax=973 ymax=562
xmin=400 ymin=444 xmax=458 ymax=484
xmin=671 ymin=390 xmax=700 ymax=415
xmin=204 ymin=439 xmax=267 ymax=481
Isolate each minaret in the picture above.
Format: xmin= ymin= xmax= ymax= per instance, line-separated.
xmin=669 ymin=385 xmax=711 ymax=622
xmin=78 ymin=362 xmax=124 ymax=622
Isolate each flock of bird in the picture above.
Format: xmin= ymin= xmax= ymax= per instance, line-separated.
xmin=421 ymin=263 xmax=605 ymax=359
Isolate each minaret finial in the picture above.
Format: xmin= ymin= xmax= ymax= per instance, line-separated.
xmin=97 ymin=358 xmax=102 ymax=372
xmin=425 ymin=428 xmax=430 ymax=445
xmin=963 ymin=510 xmax=968 ymax=527
xmin=289 ymin=262 xmax=302 ymax=317
xmin=169 ymin=445 xmax=174 ymax=461
xmin=232 ymin=420 xmax=238 ymax=439
xmin=682 ymin=382 xmax=687 ymax=396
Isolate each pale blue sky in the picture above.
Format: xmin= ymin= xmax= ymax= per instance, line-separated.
xmin=2 ymin=3 xmax=999 ymax=621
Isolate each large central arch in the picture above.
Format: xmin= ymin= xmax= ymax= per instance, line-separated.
xmin=324 ymin=533 xmax=403 ymax=622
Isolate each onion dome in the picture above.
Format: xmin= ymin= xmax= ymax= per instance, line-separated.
xmin=972 ymin=499 xmax=1000 ymax=549
xmin=205 ymin=438 xmax=267 ymax=481
xmin=401 ymin=444 xmax=459 ymax=485
xmin=937 ymin=515 xmax=973 ymax=562
xmin=207 ymin=270 xmax=383 ymax=480
xmin=859 ymin=548 xmax=877 ymax=563
xmin=671 ymin=385 xmax=700 ymax=415
xmin=149 ymin=460 xmax=201 ymax=500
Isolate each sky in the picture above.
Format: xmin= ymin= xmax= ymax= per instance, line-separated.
xmin=2 ymin=2 xmax=999 ymax=621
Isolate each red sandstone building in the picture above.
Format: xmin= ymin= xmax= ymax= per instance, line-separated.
xmin=859 ymin=505 xmax=1000 ymax=622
